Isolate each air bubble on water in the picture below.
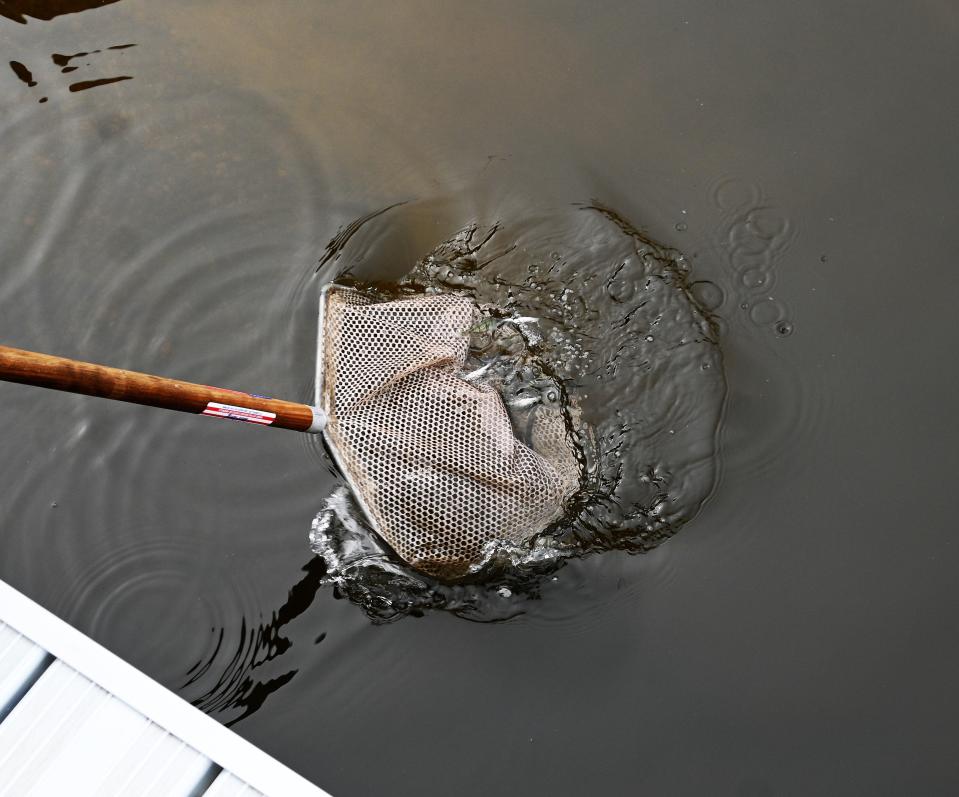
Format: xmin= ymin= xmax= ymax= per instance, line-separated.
xmin=690 ymin=280 xmax=724 ymax=311
xmin=713 ymin=178 xmax=755 ymax=211
xmin=741 ymin=268 xmax=766 ymax=288
xmin=730 ymin=249 xmax=769 ymax=273
xmin=820 ymin=254 xmax=828 ymax=263
xmin=749 ymin=297 xmax=786 ymax=326
xmin=675 ymin=222 xmax=688 ymax=232
xmin=775 ymin=321 xmax=794 ymax=337
xmin=745 ymin=207 xmax=788 ymax=240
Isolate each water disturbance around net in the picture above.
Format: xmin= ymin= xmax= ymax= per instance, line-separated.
xmin=310 ymin=201 xmax=726 ymax=620
xmin=317 ymin=286 xmax=580 ymax=580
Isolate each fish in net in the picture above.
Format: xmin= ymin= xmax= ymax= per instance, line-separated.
xmin=316 ymin=285 xmax=580 ymax=579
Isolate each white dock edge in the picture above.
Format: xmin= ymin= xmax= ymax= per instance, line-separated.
xmin=0 ymin=580 xmax=331 ymax=797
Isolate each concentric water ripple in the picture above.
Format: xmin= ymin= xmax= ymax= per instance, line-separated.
xmin=53 ymin=535 xmax=255 ymax=687
xmin=0 ymin=80 xmax=336 ymax=717
xmin=180 ymin=555 xmax=329 ymax=726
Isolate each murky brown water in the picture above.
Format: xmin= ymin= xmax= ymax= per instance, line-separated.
xmin=2 ymin=2 xmax=958 ymax=795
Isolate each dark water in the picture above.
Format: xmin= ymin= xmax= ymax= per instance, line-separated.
xmin=2 ymin=2 xmax=958 ymax=795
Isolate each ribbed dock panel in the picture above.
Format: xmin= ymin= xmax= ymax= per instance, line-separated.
xmin=205 ymin=770 xmax=266 ymax=796
xmin=0 ymin=584 xmax=329 ymax=797
xmin=0 ymin=621 xmax=50 ymax=722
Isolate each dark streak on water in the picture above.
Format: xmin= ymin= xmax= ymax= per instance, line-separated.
xmin=8 ymin=60 xmax=36 ymax=86
xmin=7 ymin=42 xmax=136 ymax=103
xmin=68 ymin=74 xmax=130 ymax=92
xmin=52 ymin=43 xmax=136 ymax=68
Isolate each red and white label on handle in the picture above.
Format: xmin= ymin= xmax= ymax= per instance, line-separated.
xmin=202 ymin=402 xmax=276 ymax=425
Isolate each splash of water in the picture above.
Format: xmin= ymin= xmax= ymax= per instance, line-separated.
xmin=310 ymin=200 xmax=726 ymax=621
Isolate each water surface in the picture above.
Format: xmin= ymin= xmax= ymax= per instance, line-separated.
xmin=1 ymin=2 xmax=958 ymax=795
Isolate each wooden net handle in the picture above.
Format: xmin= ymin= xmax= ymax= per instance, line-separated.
xmin=0 ymin=345 xmax=326 ymax=433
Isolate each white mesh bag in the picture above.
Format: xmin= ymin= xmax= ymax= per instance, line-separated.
xmin=316 ymin=285 xmax=579 ymax=579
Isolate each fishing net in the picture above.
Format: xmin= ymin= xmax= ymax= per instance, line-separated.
xmin=316 ymin=285 xmax=579 ymax=579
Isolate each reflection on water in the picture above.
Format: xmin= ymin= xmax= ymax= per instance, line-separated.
xmin=8 ymin=59 xmax=37 ymax=85
xmin=52 ymin=42 xmax=135 ymax=68
xmin=0 ymin=0 xmax=123 ymax=25
xmin=309 ymin=199 xmax=727 ymax=620
xmin=66 ymin=74 xmax=130 ymax=92
xmin=8 ymin=41 xmax=137 ymax=103
xmin=184 ymin=557 xmax=328 ymax=727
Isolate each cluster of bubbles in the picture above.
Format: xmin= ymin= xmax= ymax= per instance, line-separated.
xmin=708 ymin=177 xmax=798 ymax=339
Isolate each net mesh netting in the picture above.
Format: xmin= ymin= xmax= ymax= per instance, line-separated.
xmin=319 ymin=286 xmax=579 ymax=579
